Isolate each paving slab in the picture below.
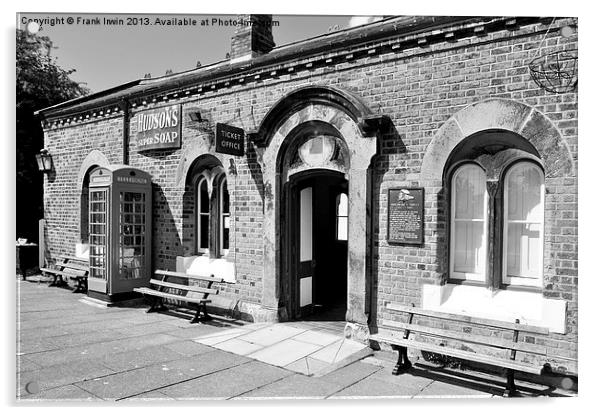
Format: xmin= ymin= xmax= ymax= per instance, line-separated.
xmin=163 ymin=340 xmax=215 ymax=357
xmin=330 ymin=375 xmax=421 ymax=398
xmin=235 ymin=373 xmax=342 ymax=399
xmin=166 ymin=323 xmax=233 ymax=340
xmin=215 ymin=338 xmax=265 ymax=355
xmin=237 ymin=324 xmax=307 ymax=346
xmin=284 ymin=356 xmax=331 ymax=375
xmin=18 ymin=359 xmax=115 ymax=397
xmin=125 ymin=391 xmax=175 ymax=401
xmin=75 ymin=350 xmax=250 ymax=400
xmin=18 ymin=384 xmax=102 ymax=401
xmin=316 ymin=361 xmax=381 ymax=387
xmin=309 ymin=338 xmax=367 ymax=364
xmin=248 ymin=339 xmax=322 ymax=367
xmin=415 ymin=380 xmax=494 ymax=398
xmin=159 ymin=360 xmax=293 ymax=400
xmin=98 ymin=344 xmax=190 ymax=372
xmin=291 ymin=329 xmax=341 ymax=346
xmin=24 ymin=333 xmax=180 ymax=368
xmin=194 ymin=327 xmax=252 ymax=345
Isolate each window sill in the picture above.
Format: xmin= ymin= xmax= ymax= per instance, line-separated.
xmin=422 ymin=282 xmax=567 ymax=334
xmin=176 ymin=255 xmax=236 ymax=283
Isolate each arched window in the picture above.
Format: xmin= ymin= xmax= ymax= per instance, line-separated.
xmin=450 ymin=164 xmax=488 ymax=282
xmin=197 ymin=176 xmax=210 ymax=254
xmin=335 ymin=192 xmax=348 ymax=241
xmin=503 ymin=161 xmax=544 ymax=286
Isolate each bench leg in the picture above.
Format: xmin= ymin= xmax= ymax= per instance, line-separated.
xmin=392 ymin=345 xmax=412 ymax=375
xmin=503 ymin=369 xmax=520 ymax=397
xmin=190 ymin=303 xmax=211 ymax=324
xmin=146 ymin=297 xmax=168 ymax=313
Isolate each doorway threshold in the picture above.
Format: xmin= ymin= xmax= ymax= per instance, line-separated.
xmin=193 ymin=321 xmax=372 ymax=376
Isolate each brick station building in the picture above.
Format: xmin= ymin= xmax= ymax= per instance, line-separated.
xmin=36 ymin=15 xmax=578 ymax=374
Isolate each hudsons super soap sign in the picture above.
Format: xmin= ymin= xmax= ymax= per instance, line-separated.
xmin=134 ymin=104 xmax=182 ymax=151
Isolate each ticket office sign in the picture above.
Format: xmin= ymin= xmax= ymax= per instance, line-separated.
xmin=135 ymin=104 xmax=182 ymax=151
xmin=216 ymin=123 xmax=244 ymax=157
xmin=387 ymin=188 xmax=424 ymax=245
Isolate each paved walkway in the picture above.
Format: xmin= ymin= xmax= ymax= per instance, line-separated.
xmin=16 ymin=277 xmax=572 ymax=401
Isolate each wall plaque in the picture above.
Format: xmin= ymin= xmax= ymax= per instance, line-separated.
xmin=216 ymin=123 xmax=244 ymax=156
xmin=135 ymin=104 xmax=182 ymax=151
xmin=387 ymin=187 xmax=424 ymax=245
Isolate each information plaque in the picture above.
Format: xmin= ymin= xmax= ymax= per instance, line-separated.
xmin=387 ymin=188 xmax=424 ymax=245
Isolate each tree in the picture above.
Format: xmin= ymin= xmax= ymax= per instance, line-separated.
xmin=16 ymin=29 xmax=89 ymax=242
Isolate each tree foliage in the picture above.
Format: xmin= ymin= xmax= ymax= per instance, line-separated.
xmin=16 ymin=29 xmax=89 ymax=240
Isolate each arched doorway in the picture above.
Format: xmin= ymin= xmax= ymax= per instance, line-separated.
xmin=284 ymin=169 xmax=349 ymax=320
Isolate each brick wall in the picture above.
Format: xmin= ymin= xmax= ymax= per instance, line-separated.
xmin=42 ymin=18 xmax=578 ymax=370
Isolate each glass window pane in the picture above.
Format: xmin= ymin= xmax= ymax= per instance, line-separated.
xmin=505 ymin=162 xmax=544 ymax=282
xmin=200 ymin=215 xmax=209 ymax=249
xmin=222 ymin=180 xmax=230 ymax=214
xmin=453 ymin=221 xmax=486 ymax=274
xmin=507 ymin=163 xmax=543 ymax=222
xmin=337 ymin=217 xmax=348 ymax=241
xmin=454 ymin=165 xmax=486 ymax=220
xmin=199 ymin=180 xmax=209 ymax=213
xmin=337 ymin=193 xmax=348 ymax=217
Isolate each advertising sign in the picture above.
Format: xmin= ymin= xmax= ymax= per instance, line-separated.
xmin=135 ymin=104 xmax=182 ymax=151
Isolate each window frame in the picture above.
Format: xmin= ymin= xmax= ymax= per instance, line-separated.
xmin=449 ymin=162 xmax=489 ymax=283
xmin=502 ymin=160 xmax=545 ymax=288
xmin=218 ymin=173 xmax=230 ymax=257
xmin=196 ymin=174 xmax=211 ymax=255
xmin=447 ymin=158 xmax=545 ymax=291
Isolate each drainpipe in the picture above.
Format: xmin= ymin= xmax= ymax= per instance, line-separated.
xmin=121 ymin=99 xmax=130 ymax=165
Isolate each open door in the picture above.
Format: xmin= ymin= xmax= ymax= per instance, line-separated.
xmin=297 ymin=185 xmax=315 ymax=317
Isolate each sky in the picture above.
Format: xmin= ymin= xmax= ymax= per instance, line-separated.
xmin=17 ymin=13 xmax=382 ymax=93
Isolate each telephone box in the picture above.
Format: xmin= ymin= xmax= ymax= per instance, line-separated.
xmin=87 ymin=165 xmax=152 ymax=302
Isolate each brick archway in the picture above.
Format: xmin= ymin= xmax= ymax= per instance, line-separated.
xmin=420 ymin=99 xmax=575 ymax=182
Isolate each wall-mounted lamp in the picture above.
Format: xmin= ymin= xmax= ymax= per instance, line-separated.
xmin=188 ymin=111 xmax=209 ymax=123
xmin=35 ymin=148 xmax=53 ymax=173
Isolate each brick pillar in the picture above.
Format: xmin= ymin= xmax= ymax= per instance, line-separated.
xmin=230 ymin=15 xmax=275 ymax=62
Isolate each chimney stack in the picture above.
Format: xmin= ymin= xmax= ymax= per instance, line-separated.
xmin=230 ymin=14 xmax=275 ymax=63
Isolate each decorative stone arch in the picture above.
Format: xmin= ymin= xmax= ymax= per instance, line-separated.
xmin=253 ymin=85 xmax=386 ymax=330
xmin=76 ymin=149 xmax=110 ymax=190
xmin=420 ymin=99 xmax=576 ymax=182
xmin=175 ymin=147 xmax=237 ymax=191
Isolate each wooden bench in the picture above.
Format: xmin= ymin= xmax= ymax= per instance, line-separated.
xmin=370 ymin=302 xmax=551 ymax=397
xmin=134 ymin=270 xmax=224 ymax=324
xmin=40 ymin=255 xmax=89 ymax=293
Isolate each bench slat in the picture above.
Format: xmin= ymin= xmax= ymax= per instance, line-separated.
xmin=381 ymin=320 xmax=548 ymax=356
xmin=370 ymin=334 xmax=543 ymax=375
xmin=41 ymin=267 xmax=86 ymax=276
xmin=155 ymin=270 xmax=224 ymax=283
xmin=149 ymin=279 xmax=218 ymax=295
xmin=134 ymin=287 xmax=211 ymax=304
xmin=58 ymin=263 xmax=89 ymax=272
xmin=385 ymin=303 xmax=549 ymax=335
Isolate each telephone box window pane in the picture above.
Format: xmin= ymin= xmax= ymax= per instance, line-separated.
xmin=119 ymin=192 xmax=145 ymax=280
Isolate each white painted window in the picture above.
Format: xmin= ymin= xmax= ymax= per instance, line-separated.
xmin=336 ymin=193 xmax=348 ymax=241
xmin=503 ymin=162 xmax=544 ymax=287
xmin=450 ymin=164 xmax=488 ymax=282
